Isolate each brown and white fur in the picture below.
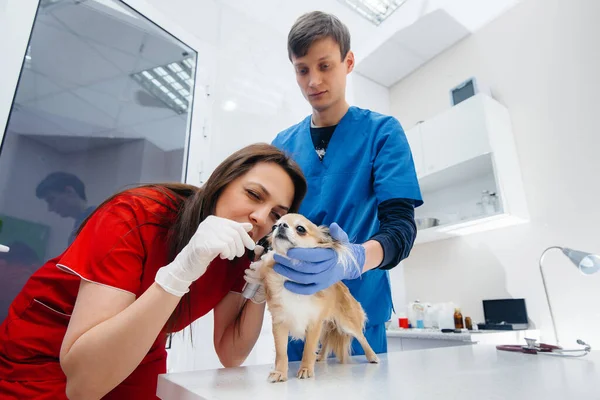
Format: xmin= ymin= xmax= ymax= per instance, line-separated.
xmin=256 ymin=213 xmax=379 ymax=383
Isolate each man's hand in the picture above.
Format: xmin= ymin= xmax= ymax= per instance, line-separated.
xmin=272 ymin=223 xmax=365 ymax=295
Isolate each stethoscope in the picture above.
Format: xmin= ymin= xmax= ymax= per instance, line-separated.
xmin=497 ymin=337 xmax=592 ymax=358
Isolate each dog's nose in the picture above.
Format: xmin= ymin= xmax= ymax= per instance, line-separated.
xmin=278 ymin=222 xmax=289 ymax=229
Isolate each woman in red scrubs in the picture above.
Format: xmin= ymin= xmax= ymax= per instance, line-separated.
xmin=0 ymin=143 xmax=306 ymax=400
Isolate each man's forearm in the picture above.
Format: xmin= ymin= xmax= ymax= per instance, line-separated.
xmin=362 ymin=240 xmax=384 ymax=273
xmin=367 ymin=198 xmax=417 ymax=271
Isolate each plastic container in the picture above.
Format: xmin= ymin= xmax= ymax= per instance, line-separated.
xmin=436 ymin=302 xmax=457 ymax=330
xmin=409 ymin=300 xmax=426 ymax=329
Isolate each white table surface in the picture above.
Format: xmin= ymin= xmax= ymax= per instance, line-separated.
xmin=157 ymin=345 xmax=600 ymax=400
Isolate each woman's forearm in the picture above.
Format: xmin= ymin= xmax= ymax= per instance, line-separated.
xmin=214 ymin=295 xmax=266 ymax=367
xmin=61 ymin=282 xmax=181 ymax=400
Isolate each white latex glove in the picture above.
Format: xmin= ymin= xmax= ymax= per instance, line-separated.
xmin=244 ymin=258 xmax=267 ymax=304
xmin=156 ymin=216 xmax=255 ymax=297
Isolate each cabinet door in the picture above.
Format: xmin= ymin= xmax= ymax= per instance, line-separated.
xmin=421 ymin=96 xmax=491 ymax=175
xmin=405 ymin=125 xmax=424 ymax=178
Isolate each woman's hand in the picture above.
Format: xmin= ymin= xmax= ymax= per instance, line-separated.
xmin=155 ymin=216 xmax=256 ymax=297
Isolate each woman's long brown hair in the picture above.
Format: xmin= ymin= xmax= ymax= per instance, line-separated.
xmin=76 ymin=143 xmax=307 ymax=336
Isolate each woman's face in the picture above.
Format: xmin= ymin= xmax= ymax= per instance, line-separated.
xmin=214 ymin=162 xmax=295 ymax=242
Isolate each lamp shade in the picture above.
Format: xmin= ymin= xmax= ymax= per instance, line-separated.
xmin=561 ymin=248 xmax=600 ymax=275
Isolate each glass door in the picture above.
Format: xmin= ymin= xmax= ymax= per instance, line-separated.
xmin=0 ymin=0 xmax=199 ymax=323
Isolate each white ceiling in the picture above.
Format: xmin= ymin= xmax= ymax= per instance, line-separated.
xmin=354 ymin=8 xmax=470 ymax=87
xmin=355 ymin=0 xmax=522 ymax=87
xmin=217 ymin=0 xmax=522 ymax=87
xmin=9 ymin=0 xmax=192 ymax=153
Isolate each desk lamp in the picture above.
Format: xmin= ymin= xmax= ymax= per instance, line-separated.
xmin=539 ymin=246 xmax=600 ymax=344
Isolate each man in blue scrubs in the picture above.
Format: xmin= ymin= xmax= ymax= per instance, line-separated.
xmin=271 ymin=11 xmax=423 ymax=362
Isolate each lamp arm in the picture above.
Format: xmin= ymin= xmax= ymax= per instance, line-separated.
xmin=539 ymin=246 xmax=563 ymax=344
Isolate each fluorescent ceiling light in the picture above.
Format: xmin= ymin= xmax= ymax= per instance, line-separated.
xmin=338 ymin=0 xmax=408 ymax=26
xmin=131 ymin=57 xmax=196 ymax=114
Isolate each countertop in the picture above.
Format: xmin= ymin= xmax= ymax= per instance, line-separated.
xmin=386 ymin=328 xmax=540 ymax=342
xmin=157 ymin=345 xmax=600 ymax=400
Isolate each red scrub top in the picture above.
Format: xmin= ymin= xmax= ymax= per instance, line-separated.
xmin=0 ymin=187 xmax=249 ymax=399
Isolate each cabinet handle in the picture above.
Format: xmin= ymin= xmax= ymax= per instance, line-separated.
xmin=0 ymin=244 xmax=9 ymax=253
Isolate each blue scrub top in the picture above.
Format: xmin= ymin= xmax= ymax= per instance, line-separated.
xmin=272 ymin=106 xmax=422 ymax=359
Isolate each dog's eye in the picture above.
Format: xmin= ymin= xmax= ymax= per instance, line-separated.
xmin=296 ymin=226 xmax=306 ymax=235
xmin=271 ymin=225 xmax=277 ymax=232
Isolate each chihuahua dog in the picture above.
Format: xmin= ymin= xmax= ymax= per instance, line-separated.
xmin=255 ymin=213 xmax=379 ymax=383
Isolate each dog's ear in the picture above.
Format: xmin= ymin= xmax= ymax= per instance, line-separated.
xmin=317 ymin=225 xmax=335 ymax=245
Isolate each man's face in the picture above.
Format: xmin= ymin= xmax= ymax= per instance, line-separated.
xmin=43 ymin=188 xmax=80 ymax=218
xmin=291 ymin=37 xmax=354 ymax=113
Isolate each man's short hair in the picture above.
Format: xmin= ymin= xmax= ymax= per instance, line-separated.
xmin=35 ymin=172 xmax=86 ymax=201
xmin=287 ymin=11 xmax=351 ymax=62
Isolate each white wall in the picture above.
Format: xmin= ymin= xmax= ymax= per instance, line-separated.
xmin=201 ymin=3 xmax=310 ymax=175
xmin=349 ymin=72 xmax=391 ymax=115
xmin=389 ymin=0 xmax=600 ymax=344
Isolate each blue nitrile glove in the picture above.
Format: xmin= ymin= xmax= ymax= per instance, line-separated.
xmin=272 ymin=223 xmax=365 ymax=295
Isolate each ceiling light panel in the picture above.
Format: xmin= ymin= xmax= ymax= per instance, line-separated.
xmin=338 ymin=0 xmax=408 ymax=26
xmin=130 ymin=57 xmax=195 ymax=114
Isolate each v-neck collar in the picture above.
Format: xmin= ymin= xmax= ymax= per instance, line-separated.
xmin=303 ymin=107 xmax=356 ymax=167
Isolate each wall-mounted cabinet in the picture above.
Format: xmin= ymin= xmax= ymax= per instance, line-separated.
xmin=405 ymin=94 xmax=529 ymax=244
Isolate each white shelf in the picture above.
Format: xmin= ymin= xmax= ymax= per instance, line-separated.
xmin=404 ymin=94 xmax=529 ymax=245
xmin=415 ymin=212 xmax=528 ymax=244
xmin=418 ymin=152 xmax=494 ymax=193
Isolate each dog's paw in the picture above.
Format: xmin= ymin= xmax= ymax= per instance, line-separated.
xmin=366 ymin=352 xmax=379 ymax=364
xmin=296 ymin=365 xmax=315 ymax=379
xmin=316 ymin=350 xmax=327 ymax=362
xmin=268 ymin=370 xmax=288 ymax=383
